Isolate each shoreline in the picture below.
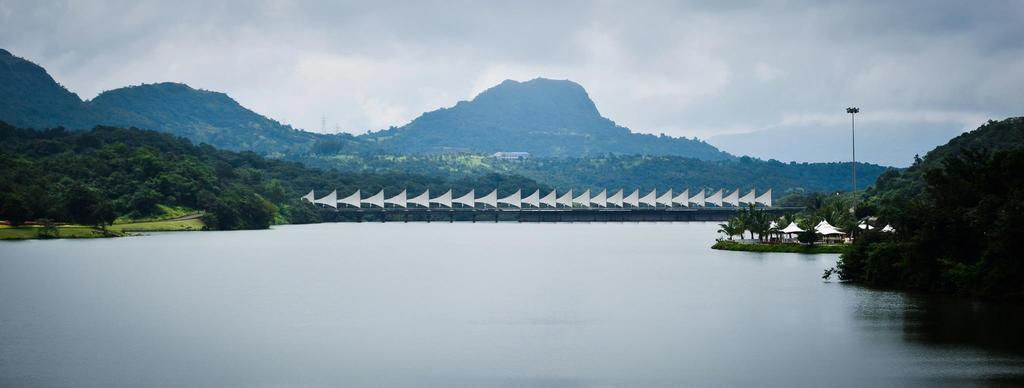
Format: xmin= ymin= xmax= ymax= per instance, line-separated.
xmin=711 ymin=240 xmax=846 ymax=254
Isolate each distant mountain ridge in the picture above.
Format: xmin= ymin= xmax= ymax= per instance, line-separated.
xmin=0 ymin=49 xmax=322 ymax=154
xmin=364 ymin=78 xmax=731 ymax=159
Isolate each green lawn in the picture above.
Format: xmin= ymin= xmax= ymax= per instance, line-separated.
xmin=1 ymin=217 xmax=205 ymax=240
xmin=712 ymin=240 xmax=847 ymax=254
xmin=109 ymin=218 xmax=205 ymax=232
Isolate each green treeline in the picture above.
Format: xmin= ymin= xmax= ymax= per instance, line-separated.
xmin=837 ymin=118 xmax=1024 ymax=299
xmin=0 ymin=122 xmax=547 ymax=230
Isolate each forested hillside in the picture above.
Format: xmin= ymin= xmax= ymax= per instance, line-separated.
xmin=837 ymin=117 xmax=1024 ymax=299
xmin=0 ymin=122 xmax=547 ymax=230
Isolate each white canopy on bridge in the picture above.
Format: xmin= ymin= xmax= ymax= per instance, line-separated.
xmin=657 ymin=189 xmax=673 ymax=207
xmin=689 ymin=189 xmax=703 ymax=207
xmin=338 ymin=190 xmax=360 ymax=208
xmin=755 ymin=189 xmax=772 ymax=207
xmin=498 ymin=190 xmax=521 ymax=208
xmin=623 ymin=189 xmax=639 ymax=208
xmin=453 ymin=190 xmax=475 ymax=207
xmin=314 ymin=190 xmax=337 ymax=208
xmin=673 ymin=189 xmax=689 ymax=207
xmin=557 ymin=190 xmax=573 ymax=207
xmin=572 ymin=190 xmax=589 ymax=208
xmin=640 ymin=189 xmax=658 ymax=207
xmin=607 ymin=189 xmax=624 ymax=208
xmin=723 ymin=189 xmax=740 ymax=207
xmin=738 ymin=189 xmax=756 ymax=205
xmin=522 ymin=189 xmax=541 ymax=208
xmin=362 ymin=190 xmax=385 ymax=208
xmin=540 ymin=190 xmax=557 ymax=207
xmin=591 ymin=190 xmax=607 ymax=207
xmin=706 ymin=189 xmax=723 ymax=207
xmin=431 ymin=190 xmax=452 ymax=208
xmin=476 ymin=189 xmax=497 ymax=208
xmin=408 ymin=190 xmax=429 ymax=208
xmin=301 ymin=190 xmax=316 ymax=203
xmin=385 ymin=190 xmax=407 ymax=208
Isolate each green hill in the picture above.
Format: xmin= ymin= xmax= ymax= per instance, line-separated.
xmin=0 ymin=49 xmax=324 ymax=155
xmin=838 ymin=117 xmax=1024 ymax=299
xmin=365 ymin=78 xmax=731 ymax=159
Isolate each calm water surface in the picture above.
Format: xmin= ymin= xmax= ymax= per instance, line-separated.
xmin=1 ymin=222 xmax=1022 ymax=387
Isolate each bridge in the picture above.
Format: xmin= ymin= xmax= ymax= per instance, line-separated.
xmin=303 ymin=188 xmax=796 ymax=223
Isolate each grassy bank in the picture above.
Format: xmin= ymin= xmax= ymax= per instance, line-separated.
xmin=712 ymin=240 xmax=847 ymax=254
xmin=0 ymin=216 xmax=205 ymax=240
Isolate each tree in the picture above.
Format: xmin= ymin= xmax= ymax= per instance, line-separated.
xmin=717 ymin=219 xmax=742 ymax=240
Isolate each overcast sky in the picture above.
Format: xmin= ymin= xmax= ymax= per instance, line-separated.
xmin=2 ymin=0 xmax=1022 ymax=142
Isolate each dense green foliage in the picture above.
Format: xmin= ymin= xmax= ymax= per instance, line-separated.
xmin=365 ymin=78 xmax=731 ymax=159
xmin=0 ymin=123 xmax=548 ymax=230
xmin=837 ymin=118 xmax=1024 ymax=299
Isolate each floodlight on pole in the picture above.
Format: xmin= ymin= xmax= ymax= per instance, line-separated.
xmin=846 ymin=107 xmax=859 ymax=215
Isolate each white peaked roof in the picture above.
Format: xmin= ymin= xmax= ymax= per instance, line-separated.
xmin=706 ymin=189 xmax=723 ymax=207
xmin=607 ymin=189 xmax=624 ymax=208
xmin=769 ymin=221 xmax=778 ymax=229
xmin=723 ymin=189 xmax=740 ymax=207
xmin=522 ymin=189 xmax=541 ymax=208
xmin=540 ymin=190 xmax=557 ymax=207
xmin=476 ymin=189 xmax=497 ymax=208
xmin=453 ymin=189 xmax=475 ymax=207
xmin=362 ymin=190 xmax=385 ymax=208
xmin=498 ymin=189 xmax=521 ymax=208
xmin=301 ymin=189 xmax=316 ymax=202
xmin=573 ymin=190 xmax=590 ymax=207
xmin=657 ymin=189 xmax=673 ymax=207
xmin=408 ymin=190 xmax=430 ymax=208
xmin=881 ymin=224 xmax=895 ymax=233
xmin=815 ymin=220 xmax=845 ymax=235
xmin=755 ymin=189 xmax=772 ymax=207
xmin=591 ymin=190 xmax=607 ymax=207
xmin=338 ymin=190 xmax=360 ymax=208
xmin=689 ymin=189 xmax=704 ymax=207
xmin=385 ymin=190 xmax=407 ymax=208
xmin=623 ymin=189 xmax=639 ymax=208
xmin=557 ymin=190 xmax=573 ymax=207
xmin=639 ymin=189 xmax=658 ymax=207
xmin=431 ymin=189 xmax=452 ymax=208
xmin=780 ymin=222 xmax=804 ymax=233
xmin=858 ymin=222 xmax=875 ymax=230
xmin=673 ymin=189 xmax=689 ymax=207
xmin=314 ymin=190 xmax=337 ymax=208
xmin=738 ymin=189 xmax=756 ymax=205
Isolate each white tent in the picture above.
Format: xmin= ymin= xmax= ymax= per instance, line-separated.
xmin=815 ymin=220 xmax=845 ymax=236
xmin=407 ymin=190 xmax=430 ymax=208
xmin=656 ymin=189 xmax=673 ymax=208
xmin=476 ymin=189 xmax=497 ymax=208
xmin=540 ymin=190 xmax=557 ymax=208
xmin=755 ymin=189 xmax=772 ymax=207
xmin=639 ymin=189 xmax=658 ymax=207
xmin=738 ymin=189 xmax=756 ymax=205
xmin=430 ymin=190 xmax=452 ymax=208
xmin=314 ymin=190 xmax=337 ymax=208
xmin=857 ymin=222 xmax=875 ymax=230
xmin=689 ymin=189 xmax=704 ymax=207
xmin=557 ymin=190 xmax=573 ymax=208
xmin=453 ymin=190 xmax=475 ymax=207
xmin=384 ymin=190 xmax=407 ymax=208
xmin=881 ymin=224 xmax=895 ymax=233
xmin=623 ymin=189 xmax=639 ymax=208
xmin=338 ymin=190 xmax=360 ymax=208
xmin=780 ymin=222 xmax=804 ymax=234
xmin=572 ymin=190 xmax=590 ymax=208
xmin=607 ymin=189 xmax=624 ymax=208
xmin=362 ymin=190 xmax=385 ymax=208
xmin=673 ymin=189 xmax=690 ymax=207
xmin=301 ymin=190 xmax=316 ymax=202
xmin=591 ymin=190 xmax=607 ymax=208
xmin=706 ymin=189 xmax=723 ymax=207
xmin=522 ymin=189 xmax=541 ymax=208
xmin=723 ymin=189 xmax=740 ymax=207
xmin=498 ymin=190 xmax=521 ymax=208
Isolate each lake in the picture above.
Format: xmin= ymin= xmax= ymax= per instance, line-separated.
xmin=1 ymin=222 xmax=1022 ymax=387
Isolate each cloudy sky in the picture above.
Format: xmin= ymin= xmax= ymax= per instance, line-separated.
xmin=1 ymin=0 xmax=1022 ymax=164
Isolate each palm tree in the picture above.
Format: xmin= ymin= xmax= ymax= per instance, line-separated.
xmin=718 ymin=218 xmax=742 ymax=240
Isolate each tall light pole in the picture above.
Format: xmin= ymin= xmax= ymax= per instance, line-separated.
xmin=846 ymin=107 xmax=859 ymax=215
